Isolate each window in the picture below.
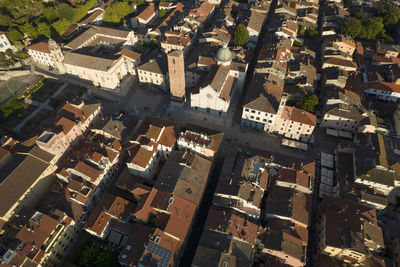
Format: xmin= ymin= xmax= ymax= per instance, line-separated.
xmin=245 ymin=108 xmax=249 ymax=112
xmin=256 ymin=117 xmax=260 ymax=120
xmin=250 ymin=116 xmax=254 ymax=119
xmin=251 ymin=110 xmax=255 ymax=113
xmin=263 ymin=119 xmax=267 ymax=122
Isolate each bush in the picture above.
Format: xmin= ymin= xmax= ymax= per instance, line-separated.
xmin=234 ymin=24 xmax=249 ymax=46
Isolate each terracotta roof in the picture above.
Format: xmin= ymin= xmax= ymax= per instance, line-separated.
xmin=198 ymin=56 xmax=216 ymax=66
xmin=120 ymin=48 xmax=141 ymax=61
xmin=86 ymin=193 xmax=136 ymax=236
xmin=205 ymin=207 xmax=259 ymax=245
xmin=138 ymin=4 xmax=156 ymax=21
xmin=265 ymin=186 xmax=311 ymax=226
xmin=336 ymin=35 xmax=356 ymax=48
xmin=320 ymin=196 xmax=382 ymax=253
xmin=157 ymin=126 xmax=177 ymax=147
xmin=276 ymin=167 xmax=311 ymax=190
xmin=200 ymin=1 xmax=215 ymax=14
xmin=73 ymin=161 xmax=102 ymax=182
xmin=164 ymin=194 xmax=196 ymax=241
xmin=247 ymin=10 xmax=266 ymax=32
xmin=16 ymin=212 xmax=59 ymax=248
xmin=281 ymin=106 xmax=316 ymax=126
xmin=134 ymin=187 xmax=158 ymax=219
xmin=364 ymin=82 xmax=400 ymax=93
xmin=130 ymin=143 xmax=158 ymax=168
xmin=79 ymin=9 xmax=103 ymax=25
xmin=324 ymin=57 xmax=357 ymax=68
xmin=219 ymin=75 xmax=237 ymax=101
xmin=26 ymin=42 xmax=51 ymax=54
xmin=115 ymin=166 xmax=148 ymax=193
xmin=155 ymin=151 xmax=212 ymax=205
xmin=61 ymin=24 xmax=79 ymax=38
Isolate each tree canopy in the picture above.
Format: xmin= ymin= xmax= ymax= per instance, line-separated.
xmin=56 ymin=3 xmax=75 ymax=21
xmin=43 ymin=6 xmax=57 ymax=22
xmin=300 ymin=95 xmax=319 ymax=113
xmin=6 ymin=29 xmax=23 ymax=44
xmin=340 ymin=17 xmax=362 ymax=39
xmin=234 ymin=24 xmax=249 ymax=46
xmin=340 ymin=4 xmax=400 ymax=42
xmin=37 ymin=22 xmax=52 ymax=38
xmin=0 ymin=14 xmax=12 ymax=27
xmin=104 ymin=2 xmax=135 ymax=25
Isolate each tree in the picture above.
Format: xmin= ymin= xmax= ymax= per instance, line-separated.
xmin=37 ymin=22 xmax=51 ymax=37
xmin=56 ymin=3 xmax=75 ymax=21
xmin=234 ymin=24 xmax=249 ymax=46
xmin=359 ymin=17 xmax=384 ymax=40
xmin=340 ymin=17 xmax=362 ymax=39
xmin=43 ymin=6 xmax=58 ymax=22
xmin=52 ymin=18 xmax=71 ymax=35
xmin=159 ymin=9 xmax=166 ymax=18
xmin=6 ymin=29 xmax=23 ymax=44
xmin=20 ymin=23 xmax=38 ymax=38
xmin=301 ymin=94 xmax=319 ymax=113
xmin=104 ymin=2 xmax=135 ymax=25
xmin=0 ymin=14 xmax=12 ymax=27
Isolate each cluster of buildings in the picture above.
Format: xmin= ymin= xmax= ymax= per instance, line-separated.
xmin=5 ymin=0 xmax=400 ymax=266
xmin=241 ymin=0 xmax=318 ymax=144
xmin=0 ymin=97 xmax=228 ymax=266
xmin=192 ymin=146 xmax=315 ymax=266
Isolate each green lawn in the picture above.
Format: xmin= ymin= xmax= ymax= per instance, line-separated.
xmin=49 ymin=84 xmax=87 ymax=109
xmin=0 ymin=98 xmax=38 ymax=128
xmin=30 ymin=79 xmax=63 ymax=103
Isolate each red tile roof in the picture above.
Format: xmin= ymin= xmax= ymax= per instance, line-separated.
xmin=120 ymin=48 xmax=141 ymax=61
xmin=281 ymin=106 xmax=316 ymax=126
xmin=364 ymin=81 xmax=400 ymax=93
xmin=27 ymin=42 xmax=51 ymax=54
xmin=138 ymin=4 xmax=156 ymax=21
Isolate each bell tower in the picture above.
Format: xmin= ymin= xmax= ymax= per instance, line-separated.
xmin=48 ymin=39 xmax=65 ymax=73
xmin=167 ymin=50 xmax=186 ymax=103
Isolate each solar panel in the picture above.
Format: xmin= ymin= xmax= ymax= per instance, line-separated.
xmin=147 ymin=242 xmax=172 ymax=267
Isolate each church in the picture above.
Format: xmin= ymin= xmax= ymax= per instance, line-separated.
xmin=190 ymin=44 xmax=248 ymax=116
xmin=27 ymin=25 xmax=140 ymax=90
